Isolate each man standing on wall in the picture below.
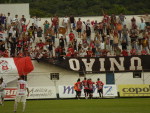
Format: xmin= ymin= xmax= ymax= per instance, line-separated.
xmin=96 ymin=78 xmax=104 ymax=98
xmin=14 ymin=76 xmax=29 ymax=112
xmin=76 ymin=18 xmax=82 ymax=38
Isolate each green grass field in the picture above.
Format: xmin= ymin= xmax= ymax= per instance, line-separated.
xmin=1 ymin=98 xmax=150 ymax=113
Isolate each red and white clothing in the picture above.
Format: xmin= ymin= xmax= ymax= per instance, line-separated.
xmin=16 ymin=80 xmax=28 ymax=96
xmin=69 ymin=32 xmax=75 ymax=42
xmin=15 ymin=80 xmax=28 ymax=102
xmin=96 ymin=81 xmax=104 ymax=90
xmin=37 ymin=42 xmax=45 ymax=50
xmin=22 ymin=25 xmax=28 ymax=32
xmin=130 ymin=49 xmax=137 ymax=55
xmin=141 ymin=49 xmax=148 ymax=55
xmin=82 ymin=80 xmax=88 ymax=90
xmin=75 ymin=81 xmax=82 ymax=91
xmin=122 ymin=50 xmax=128 ymax=56
xmin=88 ymin=80 xmax=95 ymax=90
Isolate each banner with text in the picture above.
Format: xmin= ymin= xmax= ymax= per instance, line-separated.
xmin=47 ymin=56 xmax=150 ymax=73
xmin=58 ymin=85 xmax=99 ymax=98
xmin=4 ymin=87 xmax=56 ymax=100
xmin=118 ymin=84 xmax=150 ymax=97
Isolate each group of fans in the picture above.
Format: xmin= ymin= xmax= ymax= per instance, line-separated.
xmin=74 ymin=77 xmax=104 ymax=99
xmin=0 ymin=12 xmax=150 ymax=59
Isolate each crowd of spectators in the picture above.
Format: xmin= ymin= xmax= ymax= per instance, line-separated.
xmin=0 ymin=12 xmax=150 ymax=60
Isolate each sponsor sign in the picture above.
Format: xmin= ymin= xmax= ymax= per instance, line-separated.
xmin=103 ymin=85 xmax=118 ymax=97
xmin=59 ymin=85 xmax=99 ymax=98
xmin=118 ymin=84 xmax=150 ymax=97
xmin=4 ymin=87 xmax=56 ymax=100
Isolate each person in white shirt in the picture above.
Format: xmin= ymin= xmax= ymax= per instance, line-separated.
xmin=32 ymin=16 xmax=41 ymax=28
xmin=139 ymin=18 xmax=146 ymax=30
xmin=13 ymin=15 xmax=19 ymax=23
xmin=63 ymin=16 xmax=69 ymax=33
xmin=6 ymin=12 xmax=12 ymax=28
xmin=0 ymin=77 xmax=7 ymax=106
xmin=14 ymin=76 xmax=29 ymax=113
xmin=12 ymin=28 xmax=17 ymax=42
xmin=100 ymin=41 xmax=105 ymax=50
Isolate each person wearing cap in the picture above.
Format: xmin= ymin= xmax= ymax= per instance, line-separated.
xmin=96 ymin=78 xmax=104 ymax=98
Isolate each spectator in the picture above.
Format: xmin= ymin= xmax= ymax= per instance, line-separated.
xmin=118 ymin=13 xmax=126 ymax=25
xmin=76 ymin=18 xmax=82 ymax=38
xmin=62 ymin=15 xmax=69 ymax=33
xmin=51 ymin=15 xmax=59 ymax=38
xmin=6 ymin=12 xmax=12 ymax=29
xmin=69 ymin=15 xmax=76 ymax=31
xmin=86 ymin=25 xmax=91 ymax=44
xmin=22 ymin=20 xmax=30 ymax=32
xmin=122 ymin=25 xmax=129 ymax=45
xmin=43 ymin=20 xmax=50 ymax=36
xmin=114 ymin=46 xmax=121 ymax=56
xmin=32 ymin=16 xmax=41 ymax=28
xmin=130 ymin=47 xmax=137 ymax=55
xmin=0 ymin=14 xmax=6 ymax=29
xmin=121 ymin=49 xmax=128 ymax=56
xmin=36 ymin=27 xmax=43 ymax=42
xmin=20 ymin=15 xmax=26 ymax=24
xmin=37 ymin=40 xmax=45 ymax=51
xmin=69 ymin=31 xmax=75 ymax=45
xmin=121 ymin=39 xmax=128 ymax=50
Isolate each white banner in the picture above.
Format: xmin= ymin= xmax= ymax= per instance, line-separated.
xmin=59 ymin=85 xmax=99 ymax=98
xmin=103 ymin=85 xmax=118 ymax=97
xmin=4 ymin=87 xmax=56 ymax=100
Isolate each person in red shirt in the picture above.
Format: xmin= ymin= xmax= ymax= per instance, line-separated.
xmin=130 ymin=47 xmax=137 ymax=55
xmin=87 ymin=78 xmax=95 ymax=99
xmin=86 ymin=48 xmax=93 ymax=57
xmin=3 ymin=49 xmax=9 ymax=57
xmin=17 ymin=39 xmax=23 ymax=53
xmin=82 ymin=77 xmax=89 ymax=99
xmin=37 ymin=40 xmax=45 ymax=50
xmin=22 ymin=20 xmax=30 ymax=32
xmin=75 ymin=79 xmax=82 ymax=99
xmin=141 ymin=48 xmax=148 ymax=55
xmin=67 ymin=45 xmax=74 ymax=57
xmin=121 ymin=49 xmax=128 ymax=56
xmin=101 ymin=49 xmax=109 ymax=56
xmin=69 ymin=31 xmax=75 ymax=44
xmin=96 ymin=78 xmax=104 ymax=98
xmin=66 ymin=50 xmax=71 ymax=57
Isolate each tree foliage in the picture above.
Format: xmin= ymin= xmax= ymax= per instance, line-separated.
xmin=0 ymin=0 xmax=149 ymax=17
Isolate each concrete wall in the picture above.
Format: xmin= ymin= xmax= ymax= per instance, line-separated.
xmin=0 ymin=3 xmax=30 ymax=18
xmin=7 ymin=61 xmax=150 ymax=88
